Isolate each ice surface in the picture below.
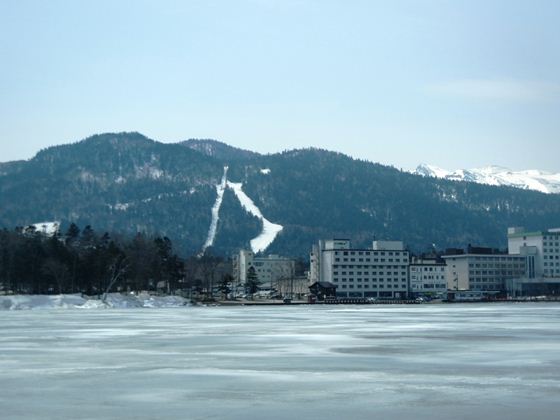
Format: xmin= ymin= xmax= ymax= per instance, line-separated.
xmin=227 ymin=181 xmax=283 ymax=253
xmin=1 ymin=304 xmax=560 ymax=419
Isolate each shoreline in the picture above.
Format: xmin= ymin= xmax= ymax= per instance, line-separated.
xmin=2 ymin=293 xmax=560 ymax=311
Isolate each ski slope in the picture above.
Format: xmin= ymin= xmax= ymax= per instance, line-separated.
xmin=227 ymin=182 xmax=283 ymax=253
xmin=200 ymin=169 xmax=283 ymax=254
xmin=200 ymin=166 xmax=228 ymax=254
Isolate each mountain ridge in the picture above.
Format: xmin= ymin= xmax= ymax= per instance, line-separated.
xmin=181 ymin=139 xmax=261 ymax=161
xmin=1 ymin=132 xmax=560 ymax=258
xmin=415 ymin=163 xmax=560 ymax=194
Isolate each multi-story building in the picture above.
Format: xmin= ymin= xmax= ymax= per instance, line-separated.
xmin=508 ymin=227 xmax=560 ymax=278
xmin=442 ymin=251 xmax=526 ymax=292
xmin=505 ymin=227 xmax=560 ymax=297
xmin=310 ymin=239 xmax=410 ymax=299
xmin=232 ymin=250 xmax=295 ymax=290
xmin=409 ymin=257 xmax=447 ymax=297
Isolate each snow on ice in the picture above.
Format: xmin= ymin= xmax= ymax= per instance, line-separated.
xmin=1 ymin=304 xmax=560 ymax=420
xmin=0 ymin=293 xmax=190 ymax=310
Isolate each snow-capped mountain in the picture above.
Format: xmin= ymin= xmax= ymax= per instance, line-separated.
xmin=415 ymin=164 xmax=560 ymax=194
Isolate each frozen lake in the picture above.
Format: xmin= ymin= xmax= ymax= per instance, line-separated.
xmin=2 ymin=304 xmax=560 ymax=419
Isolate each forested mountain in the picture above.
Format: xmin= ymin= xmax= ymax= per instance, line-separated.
xmin=182 ymin=139 xmax=261 ymax=162
xmin=1 ymin=132 xmax=559 ymax=258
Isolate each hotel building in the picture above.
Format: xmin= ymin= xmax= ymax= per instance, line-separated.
xmin=310 ymin=239 xmax=409 ymax=299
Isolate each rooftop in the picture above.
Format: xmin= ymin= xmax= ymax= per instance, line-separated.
xmin=442 ymin=254 xmax=525 ymax=259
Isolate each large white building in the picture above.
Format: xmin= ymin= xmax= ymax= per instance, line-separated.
xmin=508 ymin=227 xmax=560 ymax=278
xmin=441 ymin=227 xmax=560 ymax=296
xmin=232 ymin=250 xmax=295 ymax=289
xmin=505 ymin=227 xmax=560 ymax=297
xmin=310 ymin=239 xmax=410 ymax=299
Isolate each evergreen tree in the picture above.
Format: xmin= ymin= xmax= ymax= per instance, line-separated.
xmin=218 ymin=273 xmax=233 ymax=300
xmin=245 ymin=266 xmax=260 ymax=299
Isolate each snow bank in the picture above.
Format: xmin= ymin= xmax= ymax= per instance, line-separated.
xmin=0 ymin=294 xmax=87 ymax=310
xmin=0 ymin=293 xmax=190 ymax=310
xmin=137 ymin=293 xmax=191 ymax=308
xmin=227 ymin=181 xmax=283 ymax=253
xmin=103 ymin=292 xmax=190 ymax=309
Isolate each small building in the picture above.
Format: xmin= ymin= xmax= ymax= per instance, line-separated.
xmin=309 ymin=281 xmax=337 ymax=301
xmin=232 ymin=249 xmax=296 ymax=290
xmin=447 ymin=290 xmax=501 ymax=302
xmin=505 ymin=277 xmax=560 ymax=298
xmin=409 ymin=257 xmax=447 ymax=298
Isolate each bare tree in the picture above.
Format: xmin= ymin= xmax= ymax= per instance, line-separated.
xmin=102 ymin=255 xmax=129 ymax=303
xmin=199 ymin=255 xmax=222 ymax=300
xmin=41 ymin=259 xmax=69 ymax=294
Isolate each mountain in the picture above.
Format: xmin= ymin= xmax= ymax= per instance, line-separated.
xmin=1 ymin=132 xmax=560 ymax=258
xmin=415 ymin=163 xmax=560 ymax=194
xmin=0 ymin=160 xmax=26 ymax=176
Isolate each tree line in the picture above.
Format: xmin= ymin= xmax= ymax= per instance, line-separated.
xmin=0 ymin=224 xmax=230 ymax=297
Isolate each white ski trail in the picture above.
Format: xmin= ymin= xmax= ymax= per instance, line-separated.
xmin=200 ymin=166 xmax=228 ymax=255
xmin=227 ymin=181 xmax=283 ymax=254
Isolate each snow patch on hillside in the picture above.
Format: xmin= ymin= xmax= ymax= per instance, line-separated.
xmin=201 ymin=166 xmax=229 ymax=254
xmin=0 ymin=293 xmax=190 ymax=310
xmin=415 ymin=163 xmax=560 ymax=194
xmin=114 ymin=203 xmax=130 ymax=211
xmin=31 ymin=221 xmax=60 ymax=236
xmin=227 ymin=182 xmax=283 ymax=253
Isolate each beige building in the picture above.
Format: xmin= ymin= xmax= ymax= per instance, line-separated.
xmin=442 ymin=253 xmax=526 ymax=292
xmin=232 ymin=249 xmax=295 ymax=289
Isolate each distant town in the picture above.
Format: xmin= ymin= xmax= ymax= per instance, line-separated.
xmin=230 ymin=226 xmax=560 ymax=303
xmin=2 ymin=222 xmax=560 ymax=304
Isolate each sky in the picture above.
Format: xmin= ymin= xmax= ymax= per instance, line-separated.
xmin=1 ymin=0 xmax=559 ymax=171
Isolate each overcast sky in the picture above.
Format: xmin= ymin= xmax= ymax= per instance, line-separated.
xmin=1 ymin=0 xmax=559 ymax=171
